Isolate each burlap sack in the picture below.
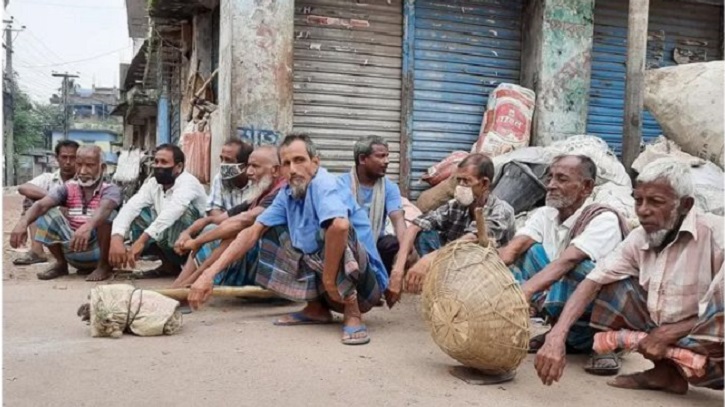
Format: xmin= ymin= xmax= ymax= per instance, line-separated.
xmin=416 ymin=175 xmax=457 ymax=214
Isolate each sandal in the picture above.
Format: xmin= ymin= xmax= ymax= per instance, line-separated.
xmin=584 ymin=352 xmax=621 ymax=376
xmin=131 ymin=266 xmax=177 ymax=280
xmin=36 ymin=264 xmax=69 ymax=280
xmin=273 ymin=312 xmax=334 ymax=326
xmin=13 ymin=252 xmax=48 ymax=266
xmin=528 ymin=333 xmax=548 ymax=353
xmin=341 ymin=324 xmax=370 ymax=345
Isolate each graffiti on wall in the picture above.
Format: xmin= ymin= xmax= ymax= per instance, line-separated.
xmin=236 ymin=126 xmax=281 ymax=145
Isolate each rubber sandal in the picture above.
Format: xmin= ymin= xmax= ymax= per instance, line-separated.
xmin=584 ymin=352 xmax=621 ymax=376
xmin=341 ymin=324 xmax=370 ymax=345
xmin=528 ymin=333 xmax=548 ymax=353
xmin=13 ymin=252 xmax=48 ymax=266
xmin=273 ymin=312 xmax=334 ymax=326
xmin=36 ymin=265 xmax=69 ymax=281
xmin=131 ymin=267 xmax=177 ymax=280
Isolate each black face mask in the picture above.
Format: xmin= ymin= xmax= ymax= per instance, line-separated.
xmin=153 ymin=166 xmax=176 ymax=185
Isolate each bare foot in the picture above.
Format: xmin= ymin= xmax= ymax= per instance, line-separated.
xmin=607 ymin=361 xmax=689 ymax=394
xmin=275 ymin=302 xmax=333 ymax=325
xmin=37 ymin=263 xmax=69 ymax=280
xmin=86 ymin=264 xmax=114 ymax=282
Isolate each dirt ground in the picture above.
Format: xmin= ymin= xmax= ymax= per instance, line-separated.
xmin=2 ymin=191 xmax=722 ymax=407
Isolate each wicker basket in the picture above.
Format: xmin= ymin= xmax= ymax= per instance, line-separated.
xmin=421 ymin=210 xmax=530 ymax=375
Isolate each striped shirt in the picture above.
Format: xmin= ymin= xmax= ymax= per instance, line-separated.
xmin=47 ymin=181 xmax=123 ymax=231
xmin=587 ymin=209 xmax=724 ymax=325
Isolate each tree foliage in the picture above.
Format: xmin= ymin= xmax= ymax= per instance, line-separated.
xmin=12 ymin=88 xmax=65 ymax=155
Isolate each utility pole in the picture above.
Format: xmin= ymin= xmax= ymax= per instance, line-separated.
xmin=3 ymin=17 xmax=24 ymax=186
xmin=52 ymin=72 xmax=79 ymax=140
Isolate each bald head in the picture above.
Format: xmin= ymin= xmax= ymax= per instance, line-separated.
xmin=247 ymin=145 xmax=280 ymax=184
xmin=75 ymin=145 xmax=106 ymax=187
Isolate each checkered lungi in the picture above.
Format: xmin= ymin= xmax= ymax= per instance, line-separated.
xmin=193 ymin=225 xmax=259 ymax=287
xmin=510 ymin=243 xmax=596 ymax=351
xmin=34 ymin=207 xmax=104 ymax=270
xmin=129 ymin=206 xmax=202 ymax=267
xmin=591 ymin=278 xmax=724 ymax=389
xmin=255 ymin=225 xmax=382 ymax=313
xmin=414 ymin=230 xmax=442 ymax=257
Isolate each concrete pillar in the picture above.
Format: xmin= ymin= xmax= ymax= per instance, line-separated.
xmin=521 ymin=0 xmax=595 ymax=146
xmin=217 ymin=0 xmax=294 ymax=170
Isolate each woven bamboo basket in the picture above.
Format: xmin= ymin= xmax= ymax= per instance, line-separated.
xmin=421 ymin=209 xmax=530 ymax=375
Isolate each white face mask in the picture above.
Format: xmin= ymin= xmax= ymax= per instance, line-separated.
xmin=454 ymin=185 xmax=475 ymax=206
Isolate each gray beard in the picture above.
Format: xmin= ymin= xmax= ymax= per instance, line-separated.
xmin=645 ymin=205 xmax=681 ymax=248
xmin=545 ymin=194 xmax=576 ymax=209
xmin=242 ymin=175 xmax=274 ymax=203
xmin=290 ymin=183 xmax=308 ymax=200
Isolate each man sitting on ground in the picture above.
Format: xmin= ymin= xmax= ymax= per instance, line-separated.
xmin=172 ymin=145 xmax=285 ymax=288
xmin=338 ymin=135 xmax=406 ymax=304
xmin=12 ymin=140 xmax=79 ymax=266
xmin=109 ymin=144 xmax=207 ymax=277
xmin=535 ymin=159 xmax=723 ymax=394
xmin=206 ymin=138 xmax=254 ymax=216
xmin=498 ymin=155 xmax=628 ymax=374
xmin=10 ymin=145 xmax=121 ymax=281
xmin=187 ymin=134 xmax=387 ymax=346
xmin=388 ymin=153 xmax=516 ymax=305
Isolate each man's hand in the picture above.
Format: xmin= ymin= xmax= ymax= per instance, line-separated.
xmin=188 ymin=275 xmax=214 ymax=310
xmin=182 ymin=238 xmax=200 ymax=254
xmin=404 ymin=262 xmax=428 ymax=294
xmin=109 ymin=236 xmax=129 ymax=269
xmin=384 ymin=268 xmax=404 ymax=309
xmin=126 ymin=240 xmax=145 ymax=269
xmin=70 ymin=223 xmax=93 ymax=252
xmin=9 ymin=222 xmax=28 ymax=249
xmin=534 ymin=333 xmax=567 ymax=386
xmin=323 ymin=276 xmax=342 ymax=303
xmin=174 ymin=231 xmax=192 ymax=255
xmin=637 ymin=328 xmax=671 ymax=361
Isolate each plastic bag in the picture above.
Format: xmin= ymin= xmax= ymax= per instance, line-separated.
xmin=473 ymin=83 xmax=536 ymax=157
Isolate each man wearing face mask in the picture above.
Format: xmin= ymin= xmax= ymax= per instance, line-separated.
xmin=187 ymin=134 xmax=387 ymax=346
xmin=109 ymin=144 xmax=207 ymax=277
xmin=498 ymin=155 xmax=629 ymax=375
xmin=534 ymin=159 xmax=723 ymax=394
xmin=390 ymin=153 xmax=516 ymax=299
xmin=207 ymin=138 xmax=254 ymax=217
xmin=171 ymin=145 xmax=286 ymax=288
xmin=9 ymin=145 xmax=122 ymax=281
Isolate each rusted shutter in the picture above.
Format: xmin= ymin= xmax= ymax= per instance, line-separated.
xmin=293 ymin=0 xmax=403 ymax=180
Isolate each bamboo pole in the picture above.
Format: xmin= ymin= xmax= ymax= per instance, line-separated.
xmin=475 ymin=207 xmax=490 ymax=248
xmin=151 ymin=286 xmax=278 ymax=301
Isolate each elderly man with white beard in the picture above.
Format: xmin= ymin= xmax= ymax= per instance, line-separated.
xmin=172 ymin=145 xmax=285 ymax=288
xmin=498 ymin=155 xmax=630 ymax=374
xmin=534 ymin=159 xmax=724 ymax=394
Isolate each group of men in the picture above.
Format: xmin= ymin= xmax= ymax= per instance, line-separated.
xmin=9 ymin=133 xmax=722 ymax=394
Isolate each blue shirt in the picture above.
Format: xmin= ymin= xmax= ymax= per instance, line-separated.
xmin=337 ymin=173 xmax=403 ymax=237
xmin=257 ymin=168 xmax=388 ymax=290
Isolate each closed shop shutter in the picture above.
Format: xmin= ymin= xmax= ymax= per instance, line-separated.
xmin=587 ymin=0 xmax=723 ymax=155
xmin=293 ymin=0 xmax=403 ymax=179
xmin=407 ymin=0 xmax=524 ymax=199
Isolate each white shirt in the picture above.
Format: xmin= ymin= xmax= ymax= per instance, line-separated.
xmin=28 ymin=170 xmax=63 ymax=191
xmin=111 ymin=171 xmax=208 ymax=240
xmin=516 ymin=200 xmax=623 ymax=262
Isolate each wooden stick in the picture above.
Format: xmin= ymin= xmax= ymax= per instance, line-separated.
xmin=475 ymin=207 xmax=490 ymax=248
xmin=150 ymin=286 xmax=278 ymax=301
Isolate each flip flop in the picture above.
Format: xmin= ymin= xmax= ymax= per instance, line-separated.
xmin=584 ymin=352 xmax=621 ymax=376
xmin=273 ymin=312 xmax=334 ymax=326
xmin=13 ymin=252 xmax=48 ymax=266
xmin=528 ymin=333 xmax=548 ymax=353
xmin=341 ymin=324 xmax=370 ymax=345
xmin=131 ymin=267 xmax=177 ymax=280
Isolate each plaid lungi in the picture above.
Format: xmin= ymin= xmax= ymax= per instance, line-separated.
xmin=510 ymin=243 xmax=596 ymax=350
xmin=591 ymin=278 xmax=724 ymax=389
xmin=193 ymin=225 xmax=259 ymax=287
xmin=34 ymin=207 xmax=102 ymax=270
xmin=255 ymin=225 xmax=382 ymax=313
xmin=129 ymin=206 xmax=202 ymax=267
xmin=414 ymin=230 xmax=441 ymax=257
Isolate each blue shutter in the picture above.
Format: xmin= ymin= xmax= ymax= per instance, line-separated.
xmin=406 ymin=0 xmax=524 ymax=199
xmin=587 ymin=0 xmax=723 ymax=155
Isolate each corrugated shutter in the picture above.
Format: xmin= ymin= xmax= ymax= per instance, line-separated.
xmin=293 ymin=0 xmax=403 ymax=179
xmin=588 ymin=0 xmax=723 ymax=155
xmin=407 ymin=0 xmax=524 ymax=199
